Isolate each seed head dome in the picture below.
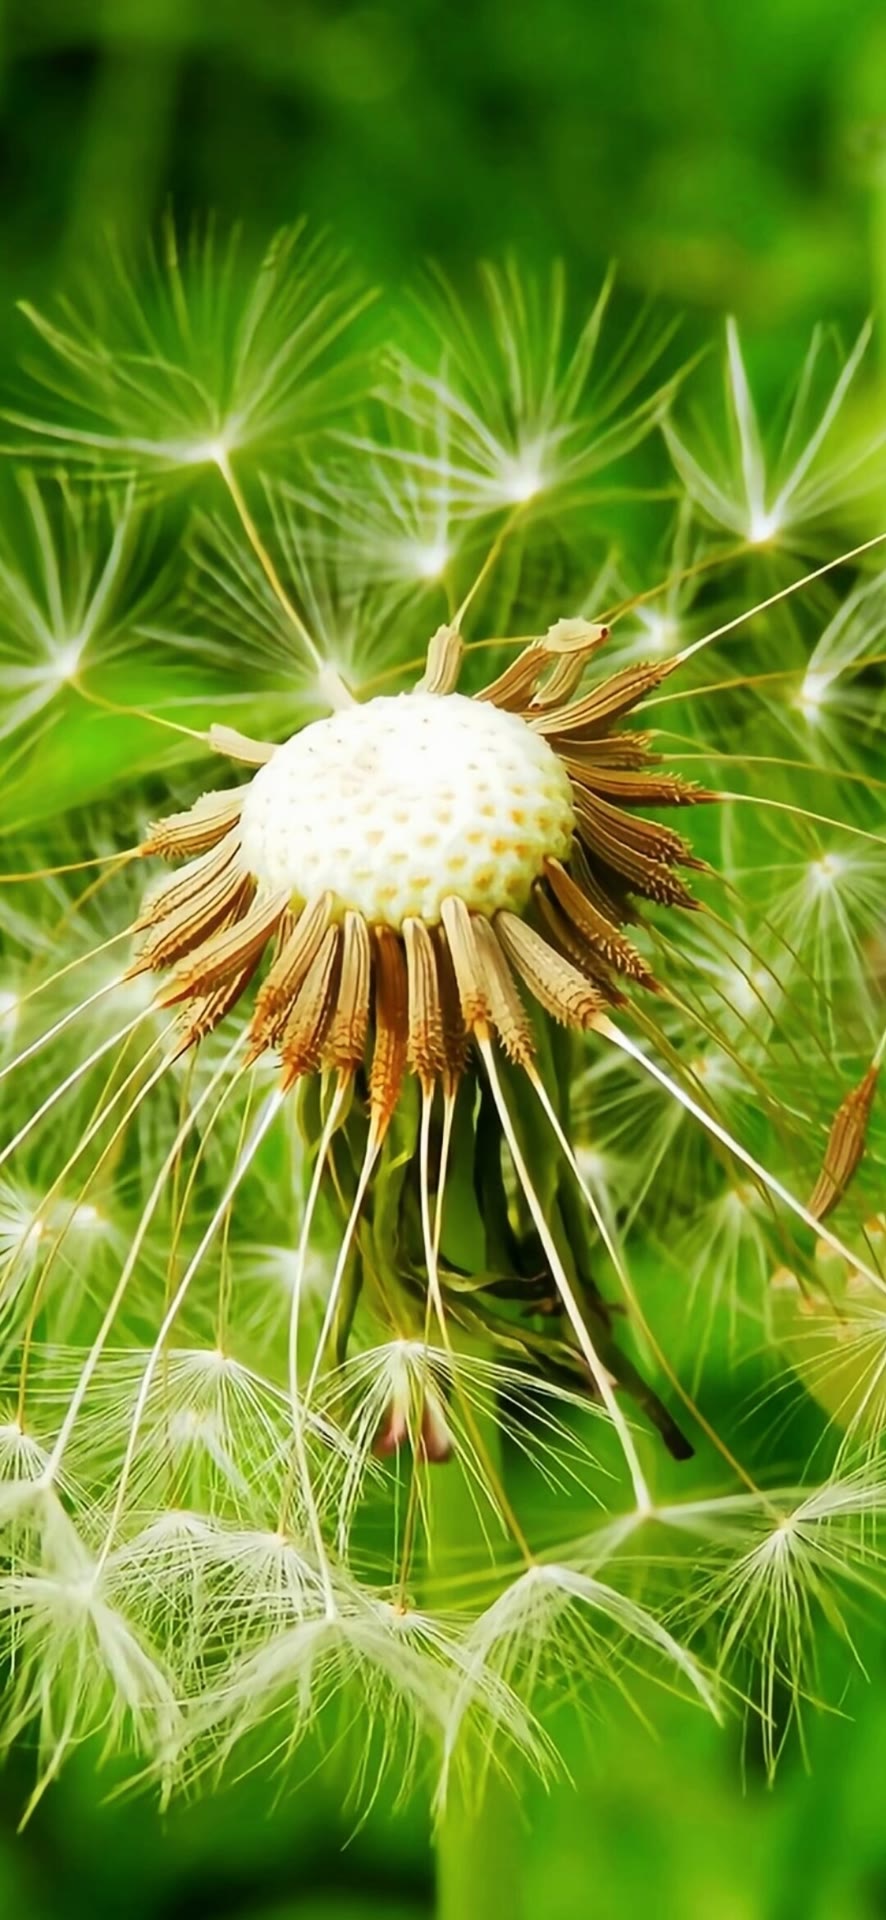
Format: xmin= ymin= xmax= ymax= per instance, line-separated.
xmin=237 ymin=692 xmax=576 ymax=928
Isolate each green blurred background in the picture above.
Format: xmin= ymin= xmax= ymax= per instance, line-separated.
xmin=2 ymin=1 xmax=886 ymax=1914
xmin=2 ymin=0 xmax=886 ymax=327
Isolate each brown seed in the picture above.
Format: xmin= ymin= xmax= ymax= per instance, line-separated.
xmin=419 ymin=623 xmax=464 ymax=696
xmin=543 ymin=857 xmax=655 ymax=983
xmin=573 ymin=786 xmax=693 ymax=868
xmin=135 ymin=832 xmax=240 ymax=932
xmin=807 ymin=1065 xmax=880 ymax=1221
xmin=563 ymin=759 xmax=713 ymax=809
xmin=278 ymin=925 xmax=342 ymax=1086
xmin=471 ymin=915 xmax=535 ymax=1064
xmin=249 ymin=894 xmax=334 ymax=1054
xmin=431 ymin=926 xmax=469 ymax=1088
xmin=370 ymin=928 xmax=410 ymax=1138
xmin=440 ymin=895 xmax=491 ymax=1030
xmin=474 ymin=641 xmax=550 ymax=711
xmin=207 ymin=724 xmax=277 ymax=766
xmin=141 ymin=786 xmax=246 ymax=860
xmin=159 ymin=890 xmax=289 ymax=1005
xmin=572 ymin=793 xmax=698 ymax=908
xmin=133 ymin=866 xmax=255 ymax=975
xmin=568 ymin=730 xmax=657 ymax=770
xmin=175 ymin=957 xmax=264 ymax=1054
xmin=404 ymin=917 xmax=448 ymax=1086
xmin=533 ymin=886 xmax=625 ymax=1004
xmin=529 ymin=658 xmax=676 ymax=739
xmin=495 ymin=911 xmax=604 ymax=1030
xmin=324 ymin=911 xmax=372 ymax=1074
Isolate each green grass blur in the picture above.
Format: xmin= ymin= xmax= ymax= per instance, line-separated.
xmin=0 ymin=2 xmax=885 ymax=1914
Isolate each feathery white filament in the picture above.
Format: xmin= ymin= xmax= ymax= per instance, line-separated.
xmin=478 ymin=1037 xmax=653 ymax=1514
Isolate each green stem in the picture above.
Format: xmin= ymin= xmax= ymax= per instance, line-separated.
xmin=428 ymin=1376 xmax=526 ymax=1920
xmin=435 ymin=1765 xmax=524 ymax=1920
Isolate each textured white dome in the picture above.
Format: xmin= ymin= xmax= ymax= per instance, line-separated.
xmin=237 ymin=691 xmax=575 ymax=929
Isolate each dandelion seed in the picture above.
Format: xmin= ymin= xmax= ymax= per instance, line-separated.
xmin=807 ymin=1065 xmax=880 ymax=1222
xmin=665 ymin=317 xmax=884 ymax=544
xmin=371 ymin=261 xmax=680 ymax=522
xmin=411 ymin=538 xmax=451 ymax=581
xmin=444 ymin=1556 xmax=717 ymax=1780
xmin=797 ymin=668 xmax=830 ymax=719
xmin=0 ymin=478 xmax=153 ymax=746
xmin=667 ymin=1472 xmax=886 ymax=1778
xmin=9 ymin=222 xmax=371 ymax=478
xmin=0 ymin=1505 xmax=181 ymax=1819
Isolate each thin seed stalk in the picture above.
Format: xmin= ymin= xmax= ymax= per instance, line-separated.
xmin=426 ymin=1336 xmax=526 ymax=1920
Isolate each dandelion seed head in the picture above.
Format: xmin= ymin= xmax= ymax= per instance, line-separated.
xmin=718 ymin=960 xmax=775 ymax=1018
xmin=0 ymin=1422 xmax=51 ymax=1484
xmin=244 ymin=1241 xmax=331 ymax=1308
xmin=796 ymin=667 xmax=831 ymax=719
xmin=182 ymin=430 xmax=238 ymax=469
xmin=808 ymin=851 xmax=848 ymax=892
xmin=238 ymin=691 xmax=575 ymax=927
xmin=747 ymin=506 xmax=781 ymax=545
xmin=67 ymin=1202 xmax=105 ymax=1236
xmin=575 ymin=1143 xmax=610 ymax=1184
xmin=498 ymin=444 xmax=546 ymax=505
xmin=0 ymin=1182 xmax=45 ymax=1270
xmin=636 ymin=608 xmax=677 ymax=654
xmin=690 ymin=1052 xmax=728 ymax=1088
xmin=47 ymin=636 xmax=86 ymax=683
xmin=407 ymin=537 xmax=451 ymax=580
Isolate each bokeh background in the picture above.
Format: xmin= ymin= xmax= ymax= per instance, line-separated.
xmin=1 ymin=1 xmax=886 ymax=1914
